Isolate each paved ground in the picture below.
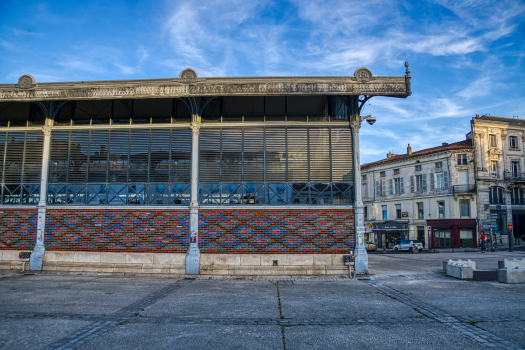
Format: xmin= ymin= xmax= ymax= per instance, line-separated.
xmin=1 ymin=248 xmax=524 ymax=350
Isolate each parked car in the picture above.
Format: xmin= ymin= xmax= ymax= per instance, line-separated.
xmin=365 ymin=241 xmax=377 ymax=251
xmin=393 ymin=240 xmax=423 ymax=253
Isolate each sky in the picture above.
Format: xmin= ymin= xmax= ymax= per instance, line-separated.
xmin=0 ymin=0 xmax=524 ymax=164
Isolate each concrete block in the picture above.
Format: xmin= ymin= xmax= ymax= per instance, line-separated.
xmin=215 ymin=254 xmax=241 ymax=266
xmin=169 ymin=267 xmax=186 ymax=274
xmin=240 ymin=254 xmax=261 ymax=266
xmin=446 ymin=263 xmax=473 ymax=279
xmin=286 ymin=255 xmax=313 ymax=266
xmin=254 ymin=266 xmax=284 ymax=275
xmin=261 ymin=255 xmax=289 ymax=266
xmin=230 ymin=266 xmax=255 ymax=276
xmin=74 ymin=252 xmax=101 ymax=263
xmin=200 ymin=254 xmax=216 ymax=266
xmin=100 ymin=252 xmax=126 ymax=264
xmin=498 ymin=267 xmax=525 ymax=284
xmin=125 ymin=253 xmax=153 ymax=264
xmin=331 ymin=254 xmax=346 ymax=266
xmin=326 ymin=266 xmax=348 ymax=275
xmin=443 ymin=259 xmax=476 ymax=271
xmin=307 ymin=266 xmax=326 ymax=275
xmin=153 ymin=253 xmax=185 ymax=265
xmin=2 ymin=251 xmax=21 ymax=261
xmin=45 ymin=251 xmax=75 ymax=263
xmin=498 ymin=258 xmax=525 ymax=269
xmin=313 ymin=254 xmax=332 ymax=266
xmin=283 ymin=266 xmax=307 ymax=275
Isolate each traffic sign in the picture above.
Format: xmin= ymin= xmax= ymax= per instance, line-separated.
xmin=480 ymin=219 xmax=497 ymax=224
xmin=481 ymin=224 xmax=497 ymax=228
xmin=486 ymin=214 xmax=498 ymax=219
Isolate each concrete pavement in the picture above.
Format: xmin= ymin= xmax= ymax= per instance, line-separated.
xmin=0 ymin=248 xmax=524 ymax=350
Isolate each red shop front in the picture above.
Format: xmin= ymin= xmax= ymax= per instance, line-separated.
xmin=427 ymin=219 xmax=477 ymax=249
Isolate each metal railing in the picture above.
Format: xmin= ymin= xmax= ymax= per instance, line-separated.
xmin=453 ymin=184 xmax=476 ymax=194
xmin=504 ymin=171 xmax=525 ymax=181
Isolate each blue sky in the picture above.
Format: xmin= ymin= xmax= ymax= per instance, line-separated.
xmin=1 ymin=0 xmax=524 ymax=164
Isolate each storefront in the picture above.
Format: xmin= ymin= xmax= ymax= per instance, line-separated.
xmin=427 ymin=219 xmax=477 ymax=249
xmin=372 ymin=221 xmax=409 ymax=249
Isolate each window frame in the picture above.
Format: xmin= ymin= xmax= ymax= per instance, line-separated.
xmin=438 ymin=201 xmax=445 ymax=218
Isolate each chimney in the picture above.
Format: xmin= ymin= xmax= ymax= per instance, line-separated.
xmin=442 ymin=142 xmax=448 ymax=146
xmin=407 ymin=144 xmax=412 ymax=156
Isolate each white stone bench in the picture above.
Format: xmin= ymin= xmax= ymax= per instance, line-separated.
xmin=498 ymin=267 xmax=525 ymax=284
xmin=446 ymin=263 xmax=473 ymax=279
xmin=443 ymin=259 xmax=476 ymax=271
xmin=498 ymin=258 xmax=525 ymax=269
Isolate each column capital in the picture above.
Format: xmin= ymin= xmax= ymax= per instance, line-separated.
xmin=42 ymin=126 xmax=52 ymax=137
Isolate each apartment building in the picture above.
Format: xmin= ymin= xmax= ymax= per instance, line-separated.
xmin=471 ymin=115 xmax=525 ymax=244
xmin=362 ymin=140 xmax=477 ymax=249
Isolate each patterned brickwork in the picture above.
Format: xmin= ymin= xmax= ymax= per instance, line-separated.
xmin=44 ymin=210 xmax=189 ymax=252
xmin=0 ymin=209 xmax=37 ymax=250
xmin=199 ymin=209 xmax=355 ymax=253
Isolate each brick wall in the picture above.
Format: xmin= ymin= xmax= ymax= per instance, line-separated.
xmin=0 ymin=209 xmax=37 ymax=250
xmin=1 ymin=208 xmax=355 ymax=254
xmin=45 ymin=210 xmax=189 ymax=252
xmin=199 ymin=209 xmax=355 ymax=253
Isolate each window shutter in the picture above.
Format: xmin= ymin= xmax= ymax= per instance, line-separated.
xmin=400 ymin=177 xmax=404 ymax=194
xmin=381 ymin=180 xmax=385 ymax=196
xmin=389 ymin=179 xmax=393 ymax=195
xmin=444 ymin=171 xmax=449 ymax=189
xmin=430 ymin=173 xmax=435 ymax=191
xmin=422 ymin=173 xmax=427 ymax=191
xmin=375 ymin=181 xmax=380 ymax=196
xmin=410 ymin=176 xmax=414 ymax=193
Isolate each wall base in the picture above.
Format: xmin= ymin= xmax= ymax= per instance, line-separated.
xmin=1 ymin=251 xmax=348 ymax=276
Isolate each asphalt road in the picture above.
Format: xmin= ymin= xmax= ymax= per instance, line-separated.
xmin=1 ymin=248 xmax=524 ymax=350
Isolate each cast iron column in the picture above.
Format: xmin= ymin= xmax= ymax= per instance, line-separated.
xmin=351 ymin=119 xmax=368 ymax=274
xmin=186 ymin=121 xmax=201 ymax=274
xmin=30 ymin=123 xmax=52 ymax=270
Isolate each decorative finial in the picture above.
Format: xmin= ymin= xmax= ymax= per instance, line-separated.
xmin=405 ymin=62 xmax=410 ymax=77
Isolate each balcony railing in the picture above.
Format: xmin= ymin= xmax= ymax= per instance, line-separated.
xmin=504 ymin=171 xmax=525 ymax=181
xmin=453 ymin=184 xmax=476 ymax=194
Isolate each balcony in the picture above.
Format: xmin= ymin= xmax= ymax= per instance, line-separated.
xmin=453 ymin=184 xmax=476 ymax=194
xmin=504 ymin=171 xmax=525 ymax=182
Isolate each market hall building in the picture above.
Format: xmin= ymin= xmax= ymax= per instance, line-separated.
xmin=0 ymin=67 xmax=411 ymax=275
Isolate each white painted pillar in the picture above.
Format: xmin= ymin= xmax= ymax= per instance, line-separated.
xmin=30 ymin=124 xmax=52 ymax=270
xmin=185 ymin=121 xmax=201 ymax=274
xmin=351 ymin=121 xmax=368 ymax=274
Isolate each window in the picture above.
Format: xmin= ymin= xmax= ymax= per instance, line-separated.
xmin=417 ymin=202 xmax=424 ymax=219
xmin=460 ymin=199 xmax=470 ymax=217
xmin=393 ymin=169 xmax=400 ymax=175
xmin=489 ymin=187 xmax=505 ymax=204
xmin=435 ymin=230 xmax=451 ymax=247
xmin=364 ymin=206 xmax=368 ymax=220
xmin=489 ymin=134 xmax=497 ymax=147
xmin=362 ymin=183 xmax=368 ymax=198
xmin=396 ymin=204 xmax=402 ymax=219
xmin=435 ymin=162 xmax=442 ymax=169
xmin=491 ymin=160 xmax=498 ymax=175
xmin=509 ymin=136 xmax=519 ymax=149
xmin=375 ymin=180 xmax=386 ymax=196
xmin=512 ymin=160 xmax=520 ymax=177
xmin=394 ymin=177 xmax=404 ymax=194
xmin=380 ymin=171 xmax=386 ymax=177
xmin=457 ymin=154 xmax=467 ymax=165
xmin=511 ymin=188 xmax=525 ymax=204
xmin=382 ymin=205 xmax=387 ymax=220
xmin=438 ymin=201 xmax=445 ymax=218
xmin=362 ymin=175 xmax=367 ymax=181
xmin=199 ymin=126 xmax=353 ymax=205
xmin=415 ymin=165 xmax=422 ymax=171
xmin=436 ymin=173 xmax=444 ymax=189
xmin=415 ymin=174 xmax=426 ymax=192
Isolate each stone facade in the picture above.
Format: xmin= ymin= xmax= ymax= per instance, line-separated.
xmin=361 ymin=139 xmax=477 ymax=248
xmin=471 ymin=115 xmax=525 ymax=243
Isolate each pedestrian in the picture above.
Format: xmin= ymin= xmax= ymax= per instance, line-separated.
xmin=480 ymin=231 xmax=487 ymax=253
xmin=515 ymin=230 xmax=520 ymax=245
